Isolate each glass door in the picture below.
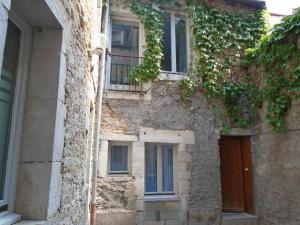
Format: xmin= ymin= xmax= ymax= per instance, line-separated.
xmin=0 ymin=20 xmax=21 ymax=202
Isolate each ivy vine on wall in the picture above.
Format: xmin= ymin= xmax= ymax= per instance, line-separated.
xmin=124 ymin=0 xmax=300 ymax=132
xmin=127 ymin=0 xmax=163 ymax=83
xmin=127 ymin=0 xmax=179 ymax=83
xmin=244 ymin=8 xmax=300 ymax=131
xmin=179 ymin=4 xmax=267 ymax=128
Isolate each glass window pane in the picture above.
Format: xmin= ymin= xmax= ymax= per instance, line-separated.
xmin=162 ymin=144 xmax=173 ymax=192
xmin=110 ymin=20 xmax=139 ymax=85
xmin=145 ymin=143 xmax=157 ymax=192
xmin=161 ymin=13 xmax=172 ymax=71
xmin=175 ymin=15 xmax=187 ymax=73
xmin=0 ymin=20 xmax=21 ymax=199
xmin=110 ymin=146 xmax=128 ymax=172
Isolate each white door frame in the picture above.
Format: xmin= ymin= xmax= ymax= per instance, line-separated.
xmin=1 ymin=10 xmax=32 ymax=212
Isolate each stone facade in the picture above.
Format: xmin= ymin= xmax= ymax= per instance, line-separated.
xmin=97 ymin=2 xmax=300 ymax=225
xmin=1 ymin=0 xmax=299 ymax=225
xmin=0 ymin=0 xmax=101 ymax=224
xmin=98 ymin=79 xmax=226 ymax=225
xmin=249 ymin=40 xmax=300 ymax=225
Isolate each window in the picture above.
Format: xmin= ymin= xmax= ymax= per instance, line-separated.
xmin=161 ymin=13 xmax=188 ymax=73
xmin=110 ymin=19 xmax=139 ymax=86
xmin=145 ymin=143 xmax=175 ymax=194
xmin=108 ymin=142 xmax=130 ymax=174
xmin=0 ymin=20 xmax=21 ymax=203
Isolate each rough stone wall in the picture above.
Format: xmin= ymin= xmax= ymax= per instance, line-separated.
xmin=188 ymin=96 xmax=225 ymax=225
xmin=144 ymin=201 xmax=181 ymax=225
xmin=98 ymin=1 xmax=259 ymax=225
xmin=1 ymin=0 xmax=97 ymax=223
xmin=249 ymin=57 xmax=300 ymax=225
xmin=46 ymin=0 xmax=95 ymax=224
xmin=100 ymin=81 xmax=226 ymax=225
xmin=97 ymin=177 xmax=137 ymax=210
xmin=96 ymin=177 xmax=137 ymax=225
xmin=101 ymin=82 xmax=194 ymax=135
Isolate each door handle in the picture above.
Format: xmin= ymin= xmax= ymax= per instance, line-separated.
xmin=244 ymin=168 xmax=249 ymax=171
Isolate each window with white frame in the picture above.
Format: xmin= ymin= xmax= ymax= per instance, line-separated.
xmin=161 ymin=13 xmax=188 ymax=73
xmin=108 ymin=142 xmax=130 ymax=174
xmin=145 ymin=143 xmax=175 ymax=194
xmin=0 ymin=20 xmax=21 ymax=210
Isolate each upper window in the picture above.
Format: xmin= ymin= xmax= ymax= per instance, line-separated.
xmin=108 ymin=142 xmax=130 ymax=174
xmin=110 ymin=20 xmax=140 ymax=86
xmin=161 ymin=13 xmax=188 ymax=73
xmin=145 ymin=143 xmax=175 ymax=194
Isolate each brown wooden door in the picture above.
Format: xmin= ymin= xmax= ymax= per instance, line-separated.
xmin=219 ymin=136 xmax=254 ymax=213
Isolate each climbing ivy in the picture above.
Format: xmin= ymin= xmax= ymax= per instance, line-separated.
xmin=244 ymin=8 xmax=300 ymax=131
xmin=179 ymin=4 xmax=267 ymax=128
xmin=124 ymin=0 xmax=300 ymax=131
xmin=127 ymin=1 xmax=163 ymax=83
xmin=127 ymin=0 xmax=180 ymax=83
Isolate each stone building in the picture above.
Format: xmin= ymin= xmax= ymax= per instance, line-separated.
xmin=0 ymin=0 xmax=299 ymax=225
xmin=0 ymin=0 xmax=104 ymax=224
xmin=96 ymin=1 xmax=300 ymax=225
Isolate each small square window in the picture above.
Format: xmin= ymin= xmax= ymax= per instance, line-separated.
xmin=108 ymin=142 xmax=130 ymax=174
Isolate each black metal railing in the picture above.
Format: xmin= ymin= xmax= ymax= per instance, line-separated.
xmin=107 ymin=55 xmax=143 ymax=91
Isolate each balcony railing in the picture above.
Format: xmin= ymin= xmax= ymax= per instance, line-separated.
xmin=106 ymin=55 xmax=143 ymax=92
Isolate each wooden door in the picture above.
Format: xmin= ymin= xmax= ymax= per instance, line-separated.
xmin=219 ymin=136 xmax=254 ymax=213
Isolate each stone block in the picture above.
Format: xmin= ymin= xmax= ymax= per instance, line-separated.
xmin=143 ymin=221 xmax=164 ymax=225
xmin=165 ymin=202 xmax=180 ymax=210
xmin=47 ymin=162 xmax=62 ymax=218
xmin=188 ymin=209 xmax=221 ymax=225
xmin=15 ymin=162 xmax=52 ymax=220
xmin=177 ymin=151 xmax=192 ymax=162
xmin=144 ymin=210 xmax=157 ymax=221
xmin=221 ymin=213 xmax=258 ymax=225
xmin=52 ymin=101 xmax=66 ymax=161
xmin=139 ymin=128 xmax=195 ymax=144
xmin=165 ymin=220 xmax=180 ymax=225
xmin=160 ymin=210 xmax=180 ymax=220
xmin=99 ymin=140 xmax=108 ymax=177
xmin=96 ymin=210 xmax=136 ymax=225
xmin=144 ymin=202 xmax=165 ymax=211
xmin=14 ymin=221 xmax=46 ymax=225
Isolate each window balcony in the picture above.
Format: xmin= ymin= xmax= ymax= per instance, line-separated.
xmin=106 ymin=54 xmax=143 ymax=92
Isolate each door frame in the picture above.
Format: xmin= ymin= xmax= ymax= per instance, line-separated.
xmin=1 ymin=10 xmax=32 ymax=212
xmin=219 ymin=135 xmax=254 ymax=214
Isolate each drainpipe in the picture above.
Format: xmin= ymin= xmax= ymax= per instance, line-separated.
xmin=90 ymin=1 xmax=109 ymax=225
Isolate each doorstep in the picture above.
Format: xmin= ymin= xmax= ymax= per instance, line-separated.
xmin=221 ymin=212 xmax=258 ymax=225
xmin=0 ymin=212 xmax=21 ymax=225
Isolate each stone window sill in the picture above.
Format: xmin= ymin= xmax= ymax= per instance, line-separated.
xmin=159 ymin=71 xmax=188 ymax=81
xmin=14 ymin=221 xmax=46 ymax=225
xmin=104 ymin=90 xmax=144 ymax=100
xmin=144 ymin=195 xmax=180 ymax=202
xmin=104 ymin=176 xmax=133 ymax=182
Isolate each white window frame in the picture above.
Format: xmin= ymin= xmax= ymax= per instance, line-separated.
xmin=160 ymin=11 xmax=190 ymax=75
xmin=105 ymin=13 xmax=144 ymax=91
xmin=144 ymin=143 xmax=177 ymax=195
xmin=108 ymin=141 xmax=132 ymax=175
xmin=0 ymin=9 xmax=31 ymax=221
